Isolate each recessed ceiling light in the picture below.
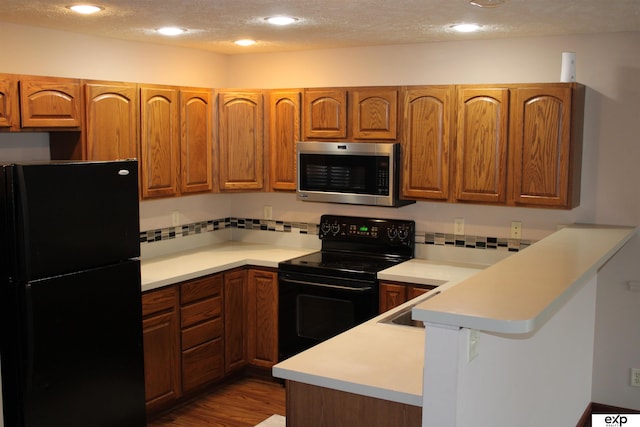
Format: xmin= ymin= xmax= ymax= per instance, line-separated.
xmin=265 ymin=16 xmax=298 ymax=26
xmin=156 ymin=27 xmax=187 ymax=36
xmin=469 ymin=0 xmax=506 ymax=7
xmin=234 ymin=39 xmax=256 ymax=46
xmin=452 ymin=23 xmax=481 ymax=33
xmin=67 ymin=4 xmax=103 ymax=14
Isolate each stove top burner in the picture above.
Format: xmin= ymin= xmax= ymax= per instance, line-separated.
xmin=290 ymin=251 xmax=402 ymax=274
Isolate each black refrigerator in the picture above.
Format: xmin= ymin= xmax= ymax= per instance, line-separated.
xmin=0 ymin=160 xmax=146 ymax=427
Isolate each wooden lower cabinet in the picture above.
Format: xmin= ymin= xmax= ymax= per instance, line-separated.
xmin=142 ymin=285 xmax=181 ymax=414
xmin=224 ymin=268 xmax=249 ymax=374
xmin=379 ymin=281 xmax=435 ymax=313
xmin=180 ymin=274 xmax=224 ymax=393
xmin=286 ymin=380 xmax=421 ymax=427
xmin=247 ymin=268 xmax=279 ymax=367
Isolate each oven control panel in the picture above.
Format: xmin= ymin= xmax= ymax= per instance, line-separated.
xmin=319 ymin=215 xmax=415 ymax=246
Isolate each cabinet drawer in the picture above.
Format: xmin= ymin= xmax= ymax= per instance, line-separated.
xmin=181 ymin=274 xmax=222 ymax=304
xmin=182 ymin=317 xmax=223 ymax=350
xmin=181 ymin=296 xmax=222 ymax=328
xmin=142 ymin=286 xmax=177 ymax=317
xmin=182 ymin=338 xmax=224 ymax=392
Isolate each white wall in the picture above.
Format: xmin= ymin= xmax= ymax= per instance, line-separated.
xmin=0 ymin=22 xmax=638 ymax=410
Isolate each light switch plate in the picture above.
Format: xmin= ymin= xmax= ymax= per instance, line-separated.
xmin=454 ymin=218 xmax=465 ymax=235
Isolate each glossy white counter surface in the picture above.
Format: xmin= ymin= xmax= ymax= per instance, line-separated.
xmin=378 ymin=258 xmax=485 ymax=286
xmin=140 ymin=241 xmax=317 ymax=292
xmin=413 ymin=225 xmax=637 ymax=334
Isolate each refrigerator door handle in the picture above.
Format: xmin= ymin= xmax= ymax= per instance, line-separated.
xmin=24 ymin=283 xmax=35 ymax=391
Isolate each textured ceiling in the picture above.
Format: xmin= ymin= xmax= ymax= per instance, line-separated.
xmin=0 ymin=0 xmax=639 ymax=54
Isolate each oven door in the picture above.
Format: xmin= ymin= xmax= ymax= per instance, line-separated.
xmin=278 ymin=271 xmax=378 ymax=361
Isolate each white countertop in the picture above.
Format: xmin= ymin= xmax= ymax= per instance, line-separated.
xmin=273 ymin=259 xmax=483 ymax=406
xmin=412 ymin=225 xmax=637 ymax=334
xmin=140 ymin=241 xmax=318 ymax=292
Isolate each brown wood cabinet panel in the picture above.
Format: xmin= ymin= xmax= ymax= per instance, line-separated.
xmin=180 ymin=89 xmax=213 ymax=194
xmin=379 ymin=281 xmax=436 ymax=313
xmin=142 ymin=286 xmax=181 ymax=414
xmin=181 ymin=296 xmax=222 ymax=329
xmin=269 ymin=90 xmax=301 ymax=191
xmin=182 ymin=337 xmax=224 ymax=392
xmin=455 ymin=87 xmax=510 ymax=203
xmin=84 ymin=81 xmax=138 ymax=161
xmin=224 ymin=269 xmax=248 ymax=374
xmin=218 ymin=91 xmax=264 ymax=191
xmin=379 ymin=282 xmax=407 ymax=313
xmin=287 ymin=380 xmax=421 ymax=427
xmin=19 ymin=76 xmax=82 ymax=128
xmin=181 ymin=318 xmax=223 ymax=351
xmin=402 ymin=86 xmax=453 ymax=201
xmin=303 ymin=88 xmax=347 ymax=139
xmin=0 ymin=74 xmax=19 ymax=129
xmin=351 ymin=87 xmax=398 ymax=140
xmin=509 ymin=84 xmax=584 ymax=208
xmin=180 ymin=274 xmax=223 ymax=304
xmin=140 ymin=86 xmax=181 ymax=199
xmin=247 ymin=268 xmax=278 ymax=367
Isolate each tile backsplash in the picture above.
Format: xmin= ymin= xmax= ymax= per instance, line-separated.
xmin=140 ymin=217 xmax=532 ymax=252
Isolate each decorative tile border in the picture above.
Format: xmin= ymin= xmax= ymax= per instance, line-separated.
xmin=140 ymin=217 xmax=532 ymax=252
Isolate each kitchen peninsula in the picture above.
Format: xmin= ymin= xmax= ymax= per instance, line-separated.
xmin=272 ymin=224 xmax=637 ymax=427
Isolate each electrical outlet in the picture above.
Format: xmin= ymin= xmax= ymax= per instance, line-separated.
xmin=171 ymin=210 xmax=180 ymax=226
xmin=467 ymin=329 xmax=480 ymax=362
xmin=454 ymin=218 xmax=465 ymax=235
xmin=631 ymin=368 xmax=640 ymax=387
xmin=510 ymin=221 xmax=522 ymax=239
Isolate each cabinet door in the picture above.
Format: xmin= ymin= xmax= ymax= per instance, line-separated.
xmin=140 ymin=86 xmax=180 ymax=198
xmin=247 ymin=269 xmax=279 ymax=368
xmin=142 ymin=286 xmax=181 ymax=414
xmin=303 ymin=88 xmax=347 ymax=139
xmin=0 ymin=74 xmax=18 ymax=129
xmin=402 ymin=86 xmax=453 ymax=201
xmin=180 ymin=89 xmax=213 ymax=194
xmin=455 ymin=87 xmax=509 ymax=203
xmin=379 ymin=282 xmax=407 ymax=313
xmin=85 ymin=82 xmax=138 ymax=161
xmin=509 ymin=85 xmax=582 ymax=208
xmin=224 ymin=269 xmax=248 ymax=374
xmin=351 ymin=88 xmax=398 ymax=140
xmin=218 ymin=91 xmax=264 ymax=190
xmin=19 ymin=76 xmax=82 ymax=128
xmin=269 ymin=90 xmax=301 ymax=191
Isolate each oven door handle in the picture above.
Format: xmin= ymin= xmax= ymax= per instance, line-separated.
xmin=281 ymin=278 xmax=374 ymax=292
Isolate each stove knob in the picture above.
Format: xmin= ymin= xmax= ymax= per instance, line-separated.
xmin=387 ymin=227 xmax=398 ymax=239
xmin=331 ymin=224 xmax=341 ymax=235
xmin=398 ymin=228 xmax=409 ymax=240
xmin=320 ymin=222 xmax=331 ymax=236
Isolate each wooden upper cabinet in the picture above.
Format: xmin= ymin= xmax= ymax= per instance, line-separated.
xmin=140 ymin=86 xmax=181 ymax=199
xmin=19 ymin=76 xmax=82 ymax=128
xmin=454 ymin=87 xmax=510 ymax=204
xmin=351 ymin=87 xmax=398 ymax=140
xmin=180 ymin=89 xmax=213 ymax=194
xmin=269 ymin=90 xmax=301 ymax=191
xmin=508 ymin=84 xmax=584 ymax=208
xmin=402 ymin=86 xmax=453 ymax=201
xmin=0 ymin=74 xmax=19 ymax=130
xmin=218 ymin=91 xmax=264 ymax=191
xmin=303 ymin=88 xmax=347 ymax=139
xmin=84 ymin=82 xmax=139 ymax=161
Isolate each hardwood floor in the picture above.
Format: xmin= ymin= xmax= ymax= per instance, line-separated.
xmin=147 ymin=377 xmax=286 ymax=427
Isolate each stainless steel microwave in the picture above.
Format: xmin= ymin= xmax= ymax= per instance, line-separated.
xmin=296 ymin=141 xmax=414 ymax=207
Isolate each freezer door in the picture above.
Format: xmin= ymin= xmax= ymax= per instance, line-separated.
xmin=9 ymin=160 xmax=140 ymax=281
xmin=12 ymin=261 xmax=146 ymax=427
